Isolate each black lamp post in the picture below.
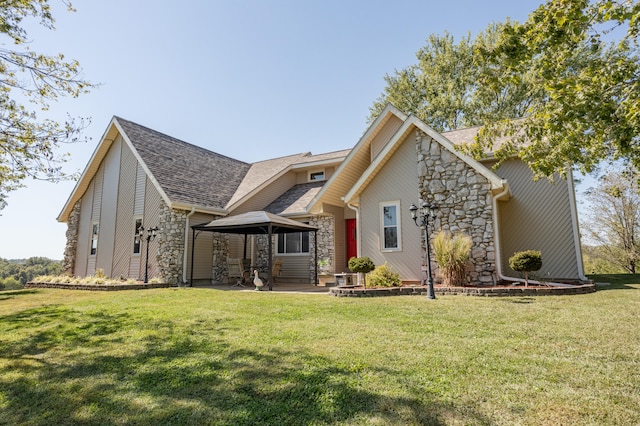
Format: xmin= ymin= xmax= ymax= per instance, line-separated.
xmin=409 ymin=201 xmax=438 ymax=300
xmin=138 ymin=225 xmax=158 ymax=283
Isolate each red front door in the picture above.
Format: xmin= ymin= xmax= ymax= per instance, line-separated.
xmin=346 ymin=219 xmax=357 ymax=262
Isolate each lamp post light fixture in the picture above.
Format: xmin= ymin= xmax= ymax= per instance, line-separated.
xmin=409 ymin=201 xmax=438 ymax=300
xmin=138 ymin=225 xmax=158 ymax=283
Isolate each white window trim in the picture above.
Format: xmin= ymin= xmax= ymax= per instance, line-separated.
xmin=132 ymin=216 xmax=143 ymax=256
xmin=380 ymin=200 xmax=402 ymax=252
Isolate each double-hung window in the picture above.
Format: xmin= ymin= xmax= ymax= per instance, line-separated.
xmin=380 ymin=201 xmax=402 ymax=251
xmin=277 ymin=231 xmax=310 ymax=254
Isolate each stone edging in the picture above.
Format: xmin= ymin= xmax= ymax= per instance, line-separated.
xmin=25 ymin=282 xmax=175 ymax=291
xmin=329 ymin=283 xmax=597 ymax=297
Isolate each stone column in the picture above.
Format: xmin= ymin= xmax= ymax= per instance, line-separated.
xmin=416 ymin=130 xmax=496 ymax=286
xmin=157 ymin=206 xmax=187 ymax=285
xmin=62 ymin=201 xmax=81 ymax=275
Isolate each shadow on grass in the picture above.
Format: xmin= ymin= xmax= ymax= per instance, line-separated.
xmin=0 ymin=305 xmax=492 ymax=425
xmin=0 ymin=289 xmax=40 ymax=300
xmin=588 ymin=274 xmax=640 ymax=291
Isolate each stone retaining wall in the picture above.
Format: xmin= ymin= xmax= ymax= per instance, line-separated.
xmin=330 ymin=284 xmax=596 ymax=297
xmin=26 ymin=282 xmax=176 ymax=291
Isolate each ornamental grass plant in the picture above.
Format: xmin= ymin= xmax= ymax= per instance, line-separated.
xmin=432 ymin=230 xmax=473 ymax=286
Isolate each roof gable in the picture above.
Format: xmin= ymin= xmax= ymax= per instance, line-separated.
xmin=342 ymin=116 xmax=506 ymax=204
xmin=58 ymin=117 xmax=252 ymax=221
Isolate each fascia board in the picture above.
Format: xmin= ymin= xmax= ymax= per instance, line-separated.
xmin=306 ymin=104 xmax=408 ymax=212
xmin=170 ymin=202 xmax=228 ymax=216
xmin=57 ymin=117 xmax=121 ymax=222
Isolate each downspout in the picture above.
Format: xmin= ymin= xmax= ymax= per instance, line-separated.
xmin=492 ymin=181 xmax=575 ymax=287
xmin=566 ymin=168 xmax=589 ymax=282
xmin=347 ymin=202 xmax=360 ymax=256
xmin=182 ymin=207 xmax=196 ymax=285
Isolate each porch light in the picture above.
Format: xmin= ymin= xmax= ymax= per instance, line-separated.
xmin=138 ymin=225 xmax=159 ymax=283
xmin=409 ymin=201 xmax=438 ymax=299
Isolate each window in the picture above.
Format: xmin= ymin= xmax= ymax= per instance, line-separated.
xmin=380 ymin=201 xmax=402 ymax=251
xmin=90 ymin=223 xmax=99 ymax=255
xmin=277 ymin=232 xmax=310 ymax=254
xmin=309 ymin=170 xmax=325 ymax=181
xmin=133 ymin=218 xmax=143 ymax=254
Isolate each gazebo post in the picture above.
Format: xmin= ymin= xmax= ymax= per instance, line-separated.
xmin=314 ymin=230 xmax=318 ymax=285
xmin=190 ymin=227 xmax=196 ymax=287
xmin=268 ymin=224 xmax=273 ymax=291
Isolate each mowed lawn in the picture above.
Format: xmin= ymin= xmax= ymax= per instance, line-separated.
xmin=1 ymin=276 xmax=639 ymax=425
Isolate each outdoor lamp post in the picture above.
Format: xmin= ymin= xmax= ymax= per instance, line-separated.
xmin=138 ymin=225 xmax=158 ymax=283
xmin=409 ymin=201 xmax=438 ymax=300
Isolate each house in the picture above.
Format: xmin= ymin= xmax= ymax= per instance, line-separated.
xmin=58 ymin=105 xmax=587 ymax=286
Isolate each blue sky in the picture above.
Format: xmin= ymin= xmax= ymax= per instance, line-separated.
xmin=0 ymin=0 xmax=549 ymax=259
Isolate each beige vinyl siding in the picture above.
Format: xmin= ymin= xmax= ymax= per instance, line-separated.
xmin=359 ymin=133 xmax=422 ymax=281
xmin=112 ymin=139 xmax=137 ymax=279
xmin=495 ymin=159 xmax=581 ymax=280
xmin=233 ymin=172 xmax=297 ymax=214
xmin=95 ymin=138 xmax=122 ymax=276
xmin=129 ymin=162 xmax=147 ymax=277
xmin=370 ymin=115 xmax=404 ymax=161
xmin=87 ymin=166 xmax=104 ymax=276
xmin=278 ymin=254 xmax=310 ymax=281
xmin=75 ymin=181 xmax=94 ymax=277
xmin=186 ymin=212 xmax=216 ymax=281
xmin=142 ymin=176 xmax=163 ymax=279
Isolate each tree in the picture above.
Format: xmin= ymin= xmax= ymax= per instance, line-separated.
xmin=369 ymin=22 xmax=533 ymax=132
xmin=0 ymin=0 xmax=94 ymax=210
xmin=581 ymin=165 xmax=640 ymax=273
xmin=469 ymin=0 xmax=640 ymax=180
xmin=508 ymin=250 xmax=542 ymax=286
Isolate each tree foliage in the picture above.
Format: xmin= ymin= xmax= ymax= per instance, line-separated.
xmin=0 ymin=0 xmax=94 ymax=210
xmin=469 ymin=0 xmax=640 ymax=179
xmin=369 ymin=22 xmax=533 ymax=132
xmin=581 ymin=165 xmax=640 ymax=273
xmin=0 ymin=256 xmax=61 ymax=288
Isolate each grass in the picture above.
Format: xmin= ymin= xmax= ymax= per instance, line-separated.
xmin=0 ymin=276 xmax=639 ymax=425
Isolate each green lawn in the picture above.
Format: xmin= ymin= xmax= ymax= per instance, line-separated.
xmin=1 ymin=276 xmax=639 ymax=425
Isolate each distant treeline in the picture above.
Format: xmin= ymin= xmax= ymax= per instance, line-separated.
xmin=0 ymin=257 xmax=62 ymax=290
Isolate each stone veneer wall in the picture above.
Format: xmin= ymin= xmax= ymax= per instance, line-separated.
xmin=309 ymin=215 xmax=334 ymax=280
xmin=157 ymin=205 xmax=188 ymax=285
xmin=62 ymin=201 xmax=81 ymax=275
xmin=211 ymin=232 xmax=228 ymax=284
xmin=416 ymin=130 xmax=496 ymax=285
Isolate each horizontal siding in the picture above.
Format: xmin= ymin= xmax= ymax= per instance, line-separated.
xmin=113 ymin=140 xmax=137 ymax=279
xmin=370 ymin=115 xmax=403 ymax=161
xmin=278 ymin=255 xmax=311 ymax=280
xmin=360 ymin=133 xmax=422 ymax=281
xmin=143 ymin=177 xmax=163 ymax=280
xmin=187 ymin=212 xmax=216 ymax=280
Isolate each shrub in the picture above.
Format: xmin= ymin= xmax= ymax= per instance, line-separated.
xmin=509 ymin=250 xmax=542 ymax=286
xmin=0 ymin=276 xmax=23 ymax=290
xmin=367 ymin=262 xmax=402 ymax=287
xmin=348 ymin=256 xmax=376 ymax=273
xmin=432 ymin=231 xmax=472 ymax=286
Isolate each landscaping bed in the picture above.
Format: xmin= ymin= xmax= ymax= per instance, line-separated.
xmin=329 ymin=282 xmax=596 ymax=297
xmin=25 ymin=281 xmax=175 ymax=291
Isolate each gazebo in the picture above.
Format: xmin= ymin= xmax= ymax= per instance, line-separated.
xmin=190 ymin=211 xmax=319 ymax=290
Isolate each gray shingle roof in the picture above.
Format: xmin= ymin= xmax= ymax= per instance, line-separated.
xmin=264 ymin=181 xmax=325 ymax=215
xmin=116 ymin=117 xmax=251 ymax=210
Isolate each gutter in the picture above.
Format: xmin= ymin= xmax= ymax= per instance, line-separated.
xmin=182 ymin=207 xmax=196 ymax=285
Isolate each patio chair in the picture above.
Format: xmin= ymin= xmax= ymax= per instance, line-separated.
xmin=227 ymin=257 xmax=248 ymax=287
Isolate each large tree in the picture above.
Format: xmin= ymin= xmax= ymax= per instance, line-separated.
xmin=0 ymin=0 xmax=93 ymax=210
xmin=469 ymin=0 xmax=640 ymax=179
xmin=581 ymin=165 xmax=640 ymax=273
xmin=369 ymin=22 xmax=533 ymax=132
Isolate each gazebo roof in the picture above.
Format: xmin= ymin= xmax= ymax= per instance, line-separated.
xmin=192 ymin=211 xmax=317 ymax=234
